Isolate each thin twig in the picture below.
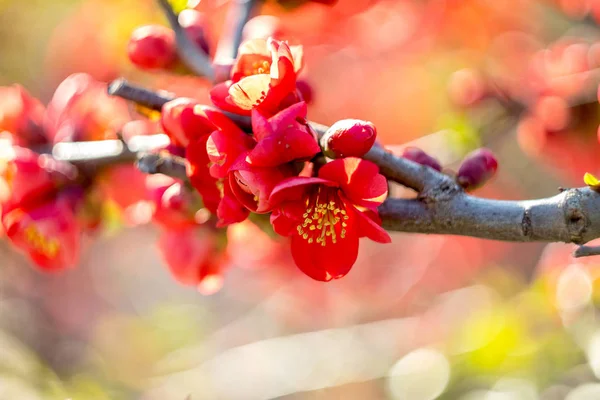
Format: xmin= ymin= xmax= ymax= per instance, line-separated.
xmin=574 ymin=245 xmax=600 ymax=258
xmin=108 ymin=79 xmax=174 ymax=111
xmin=156 ymin=0 xmax=215 ymax=81
xmin=136 ymin=153 xmax=189 ymax=181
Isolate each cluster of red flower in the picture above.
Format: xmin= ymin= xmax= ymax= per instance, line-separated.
xmin=0 ymin=0 xmax=501 ymax=293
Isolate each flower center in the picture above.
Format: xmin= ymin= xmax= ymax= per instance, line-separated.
xmin=252 ymin=60 xmax=271 ymax=75
xmin=297 ymin=186 xmax=349 ymax=246
xmin=24 ymin=225 xmax=60 ymax=258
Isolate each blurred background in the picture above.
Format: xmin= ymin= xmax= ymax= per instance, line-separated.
xmin=2 ymin=0 xmax=600 ymax=398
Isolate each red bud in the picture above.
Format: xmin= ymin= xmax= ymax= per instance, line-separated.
xmin=2 ymin=198 xmax=81 ymax=271
xmin=320 ymin=119 xmax=377 ymax=158
xmin=457 ymin=148 xmax=498 ymax=190
xmin=127 ymin=25 xmax=177 ymax=70
xmin=401 ymin=147 xmax=442 ymax=171
xmin=157 ymin=228 xmax=225 ymax=294
xmin=146 ymin=175 xmax=198 ymax=230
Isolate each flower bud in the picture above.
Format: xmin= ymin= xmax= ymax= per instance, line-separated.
xmin=146 ymin=175 xmax=198 ymax=230
xmin=320 ymin=119 xmax=377 ymax=158
xmin=127 ymin=25 xmax=177 ymax=70
xmin=178 ymin=9 xmax=211 ymax=55
xmin=157 ymin=228 xmax=225 ymax=294
xmin=401 ymin=147 xmax=442 ymax=171
xmin=457 ymin=148 xmax=498 ymax=190
xmin=2 ymin=198 xmax=81 ymax=271
xmin=161 ymin=98 xmax=215 ymax=147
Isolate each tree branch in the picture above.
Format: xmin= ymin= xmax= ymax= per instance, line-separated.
xmin=156 ymin=0 xmax=215 ymax=81
xmin=100 ymin=79 xmax=600 ymax=248
xmin=121 ymin=152 xmax=600 ymax=247
xmin=136 ymin=153 xmax=189 ymax=181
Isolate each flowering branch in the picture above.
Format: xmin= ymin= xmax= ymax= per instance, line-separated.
xmin=96 ymin=79 xmax=600 ymax=255
xmin=156 ymin=0 xmax=215 ymax=81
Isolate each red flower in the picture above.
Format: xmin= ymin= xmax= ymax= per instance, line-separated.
xmin=157 ymin=227 xmax=226 ymax=295
xmin=247 ymin=102 xmax=320 ymax=167
xmin=205 ymin=103 xmax=317 ymax=225
xmin=127 ymin=25 xmax=177 ymax=70
xmin=2 ymin=197 xmax=81 ymax=271
xmin=161 ymin=99 xmax=217 ymax=147
xmin=269 ymin=158 xmax=390 ymax=281
xmin=146 ymin=175 xmax=199 ymax=231
xmin=0 ymin=145 xmax=76 ymax=211
xmin=45 ymin=73 xmax=131 ymax=143
xmin=0 ymin=85 xmax=47 ymax=146
xmin=210 ymin=38 xmax=303 ymax=116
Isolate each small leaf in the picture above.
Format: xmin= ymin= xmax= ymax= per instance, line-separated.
xmin=584 ymin=172 xmax=600 ymax=190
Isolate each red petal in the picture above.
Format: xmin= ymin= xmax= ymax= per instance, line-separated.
xmin=229 ymin=158 xmax=294 ymax=213
xmin=350 ymin=204 xmax=391 ymax=244
xmin=270 ymin=201 xmax=305 ymax=236
xmin=290 ymin=209 xmax=359 ymax=282
xmin=246 ymin=122 xmax=320 ymax=167
xmin=186 ymin=136 xmax=221 ymax=213
xmin=318 ymin=158 xmax=387 ymax=210
xmin=251 ymin=108 xmax=272 ymax=141
xmin=209 ymin=81 xmax=251 ymax=116
xmin=206 ymin=125 xmax=254 ymax=179
xmin=216 ymin=177 xmax=249 ymax=227
xmin=202 ymin=106 xmax=244 ymax=135
xmin=268 ymin=101 xmax=307 ymax=133
xmin=269 ymin=176 xmax=333 ymax=206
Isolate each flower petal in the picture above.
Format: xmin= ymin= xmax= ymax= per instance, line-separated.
xmin=251 ymin=108 xmax=272 ymax=141
xmin=229 ymin=158 xmax=294 ymax=213
xmin=186 ymin=135 xmax=221 ymax=213
xmin=206 ymin=125 xmax=254 ymax=179
xmin=246 ymin=122 xmax=320 ymax=167
xmin=350 ymin=204 xmax=391 ymax=244
xmin=270 ymin=201 xmax=306 ymax=236
xmin=269 ymin=176 xmax=333 ymax=206
xmin=209 ymin=81 xmax=250 ymax=115
xmin=216 ymin=178 xmax=249 ymax=227
xmin=229 ymin=74 xmax=271 ymax=111
xmin=268 ymin=101 xmax=307 ymax=133
xmin=318 ymin=158 xmax=388 ymax=210
xmin=290 ymin=208 xmax=359 ymax=282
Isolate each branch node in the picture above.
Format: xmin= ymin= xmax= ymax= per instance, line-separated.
xmin=521 ymin=208 xmax=532 ymax=238
xmin=563 ymin=189 xmax=589 ymax=244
